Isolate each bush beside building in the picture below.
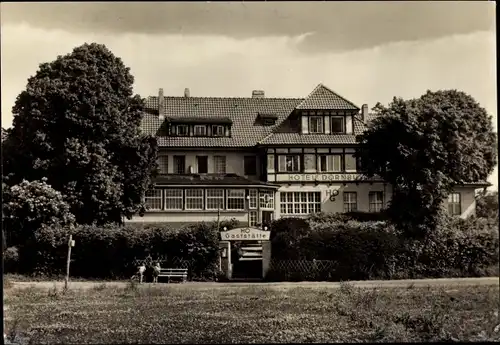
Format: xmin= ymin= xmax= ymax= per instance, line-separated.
xmin=5 ymin=219 xmax=239 ymax=280
xmin=4 ymin=213 xmax=498 ymax=282
xmin=267 ymin=213 xmax=499 ymax=281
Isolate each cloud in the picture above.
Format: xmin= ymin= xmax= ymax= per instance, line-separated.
xmin=1 ymin=2 xmax=495 ymax=53
xmin=1 ymin=23 xmax=497 ymax=188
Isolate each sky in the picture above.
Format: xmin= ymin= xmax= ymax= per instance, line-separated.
xmin=1 ymin=2 xmax=497 ymax=189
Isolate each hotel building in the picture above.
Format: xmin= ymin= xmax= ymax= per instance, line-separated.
xmin=130 ymin=84 xmax=489 ymax=226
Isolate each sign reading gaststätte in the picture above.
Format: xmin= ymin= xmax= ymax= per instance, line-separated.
xmin=220 ymin=227 xmax=271 ymax=241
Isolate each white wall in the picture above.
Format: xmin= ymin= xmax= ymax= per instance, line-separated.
xmin=275 ymin=182 xmax=392 ymax=218
xmin=161 ymin=149 xmax=260 ymax=178
xmin=442 ymin=186 xmax=478 ymax=219
xmin=129 ymin=211 xmax=249 ymax=224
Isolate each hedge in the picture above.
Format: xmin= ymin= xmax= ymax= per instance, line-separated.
xmin=6 ymin=212 xmax=499 ymax=282
xmin=268 ymin=213 xmax=499 ymax=281
xmin=9 ymin=219 xmax=240 ymax=280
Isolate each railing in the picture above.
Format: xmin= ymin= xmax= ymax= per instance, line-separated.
xmin=266 ymin=259 xmax=338 ymax=281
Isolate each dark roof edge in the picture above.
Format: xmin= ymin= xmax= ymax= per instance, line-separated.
xmin=456 ymin=182 xmax=492 ymax=188
xmin=148 ymin=95 xmax=305 ymax=101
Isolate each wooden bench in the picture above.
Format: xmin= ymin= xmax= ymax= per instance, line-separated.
xmin=158 ymin=268 xmax=188 ymax=283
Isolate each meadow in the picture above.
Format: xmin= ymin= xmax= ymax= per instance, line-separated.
xmin=4 ymin=281 xmax=500 ymax=343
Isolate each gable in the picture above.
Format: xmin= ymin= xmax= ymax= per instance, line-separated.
xmin=296 ymin=84 xmax=359 ymax=110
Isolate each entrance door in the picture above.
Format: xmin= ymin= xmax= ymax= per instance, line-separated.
xmin=197 ymin=156 xmax=208 ymax=173
xmin=261 ymin=211 xmax=273 ymax=229
xmin=231 ymin=241 xmax=263 ymax=280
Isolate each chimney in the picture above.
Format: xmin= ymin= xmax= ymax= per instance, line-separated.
xmin=158 ymin=88 xmax=164 ymax=120
xmin=361 ymin=104 xmax=368 ymax=121
xmin=184 ymin=88 xmax=190 ymax=98
xmin=252 ymin=90 xmax=265 ymax=98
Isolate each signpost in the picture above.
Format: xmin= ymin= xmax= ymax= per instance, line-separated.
xmin=64 ymin=234 xmax=75 ymax=290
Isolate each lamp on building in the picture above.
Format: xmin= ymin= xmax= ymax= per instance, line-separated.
xmin=223 ymin=227 xmax=227 ymax=231
xmin=264 ymin=226 xmax=268 ymax=231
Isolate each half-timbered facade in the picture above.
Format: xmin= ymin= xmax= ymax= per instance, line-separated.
xmin=128 ymin=85 xmax=489 ymax=226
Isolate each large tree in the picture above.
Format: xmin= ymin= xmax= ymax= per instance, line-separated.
xmin=476 ymin=190 xmax=499 ymax=220
xmin=2 ymin=43 xmax=158 ymax=225
xmin=356 ymin=90 xmax=497 ymax=237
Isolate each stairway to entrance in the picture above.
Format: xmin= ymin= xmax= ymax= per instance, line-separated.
xmin=232 ymin=242 xmax=263 ymax=280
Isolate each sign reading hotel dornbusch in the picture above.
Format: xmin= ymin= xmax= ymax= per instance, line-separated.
xmin=220 ymin=228 xmax=271 ymax=241
xmin=279 ymin=173 xmax=363 ymax=182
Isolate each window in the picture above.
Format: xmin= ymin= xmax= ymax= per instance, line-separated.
xmin=173 ymin=156 xmax=186 ymax=174
xmin=304 ymin=154 xmax=316 ymax=171
xmin=448 ymin=193 xmax=461 ymax=216
xmin=278 ymin=154 xmax=301 ymax=172
xmin=249 ymin=189 xmax=258 ymax=209
xmin=157 ymin=155 xmax=168 ymax=174
xmin=185 ymin=189 xmax=204 ymax=210
xmin=369 ymin=192 xmax=384 ymax=213
xmin=214 ymin=156 xmax=226 ymax=173
xmin=343 ymin=192 xmax=357 ymax=212
xmin=318 ymin=155 xmax=342 ymax=172
xmin=345 ymin=154 xmax=356 ymax=172
xmin=280 ymin=192 xmax=321 ymax=215
xmin=227 ymin=189 xmax=245 ymax=210
xmin=331 ymin=117 xmax=344 ymax=133
xmin=145 ymin=189 xmax=162 ymax=210
xmin=309 ymin=116 xmax=323 ymax=133
xmin=212 ymin=125 xmax=224 ymax=136
xmin=194 ymin=125 xmax=206 ymax=136
xmin=165 ymin=189 xmax=183 ymax=210
xmin=260 ymin=191 xmax=275 ymax=209
xmin=197 ymin=156 xmax=208 ymax=174
xmin=267 ymin=154 xmax=275 ymax=172
xmin=206 ymin=189 xmax=224 ymax=210
xmin=244 ymin=156 xmax=257 ymax=175
xmin=177 ymin=125 xmax=188 ymax=136
xmin=249 ymin=211 xmax=258 ymax=226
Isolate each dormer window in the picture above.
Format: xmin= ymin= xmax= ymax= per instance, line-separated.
xmin=331 ymin=116 xmax=344 ymax=133
xmin=212 ymin=125 xmax=224 ymax=136
xmin=257 ymin=113 xmax=278 ymax=126
xmin=309 ymin=116 xmax=323 ymax=133
xmin=177 ymin=125 xmax=188 ymax=136
xmin=194 ymin=125 xmax=206 ymax=136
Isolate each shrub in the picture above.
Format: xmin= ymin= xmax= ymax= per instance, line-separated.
xmin=402 ymin=216 xmax=499 ymax=278
xmin=268 ymin=215 xmax=499 ymax=281
xmin=19 ymin=220 xmax=227 ymax=280
xmin=3 ymin=246 xmax=20 ymax=273
xmin=270 ymin=218 xmax=310 ymax=260
xmin=2 ymin=179 xmax=75 ymax=247
xmin=308 ymin=211 xmax=389 ymax=224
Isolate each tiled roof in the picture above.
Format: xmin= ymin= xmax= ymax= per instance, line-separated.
xmin=259 ymin=113 xmax=368 ymax=145
xmin=167 ymin=116 xmax=232 ymax=124
xmin=140 ymin=84 xmax=374 ymax=147
xmin=153 ymin=173 xmax=280 ymax=188
xmin=142 ymin=96 xmax=302 ymax=147
xmin=296 ymin=84 xmax=360 ymax=110
xmin=458 ymin=181 xmax=492 ymax=187
xmin=258 ymin=133 xmax=358 ymax=145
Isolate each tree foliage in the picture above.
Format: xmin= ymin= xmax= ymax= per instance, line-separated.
xmin=476 ymin=190 xmax=499 ymax=220
xmin=2 ymin=179 xmax=75 ymax=247
xmin=356 ymin=90 xmax=497 ymax=237
xmin=2 ymin=43 xmax=158 ymax=225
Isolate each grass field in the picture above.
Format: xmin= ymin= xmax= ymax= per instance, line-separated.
xmin=4 ymin=281 xmax=500 ymax=343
